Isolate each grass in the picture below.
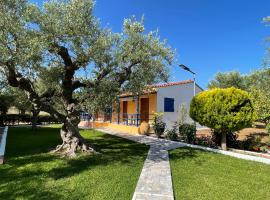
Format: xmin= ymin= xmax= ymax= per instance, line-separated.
xmin=170 ymin=147 xmax=270 ymax=200
xmin=0 ymin=127 xmax=148 ymax=200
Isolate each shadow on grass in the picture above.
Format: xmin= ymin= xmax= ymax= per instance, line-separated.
xmin=48 ymin=134 xmax=148 ymax=180
xmin=5 ymin=127 xmax=62 ymax=158
xmin=0 ymin=127 xmax=149 ymax=199
xmin=169 ymin=147 xmax=206 ymax=165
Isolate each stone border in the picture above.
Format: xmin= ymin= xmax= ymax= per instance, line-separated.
xmin=0 ymin=126 xmax=8 ymax=164
xmin=228 ymin=148 xmax=270 ymax=159
xmin=97 ymin=127 xmax=270 ymax=165
xmin=180 ymin=142 xmax=270 ymax=165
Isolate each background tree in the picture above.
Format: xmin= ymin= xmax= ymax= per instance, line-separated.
xmin=0 ymin=75 xmax=13 ymax=126
xmin=11 ymin=88 xmax=41 ymax=130
xmin=190 ymin=87 xmax=254 ymax=150
xmin=249 ymin=87 xmax=270 ymax=124
xmin=9 ymin=88 xmax=31 ymax=115
xmin=0 ymin=91 xmax=14 ymax=126
xmin=0 ymin=0 xmax=173 ymax=156
xmin=246 ymin=68 xmax=270 ymax=124
xmin=208 ymin=71 xmax=246 ymax=90
xmin=208 ymin=68 xmax=270 ymax=125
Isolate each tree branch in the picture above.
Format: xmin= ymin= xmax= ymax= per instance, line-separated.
xmin=72 ymin=80 xmax=88 ymax=90
xmin=116 ymin=61 xmax=140 ymax=85
xmin=71 ymin=64 xmax=113 ymax=91
xmin=50 ymin=44 xmax=74 ymax=67
xmin=3 ymin=62 xmax=65 ymax=121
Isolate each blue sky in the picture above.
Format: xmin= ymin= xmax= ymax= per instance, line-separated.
xmin=34 ymin=0 xmax=270 ymax=88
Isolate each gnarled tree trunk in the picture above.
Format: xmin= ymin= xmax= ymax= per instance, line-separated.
xmin=52 ymin=104 xmax=96 ymax=157
xmin=31 ymin=107 xmax=40 ymax=131
xmin=52 ymin=121 xmax=96 ymax=157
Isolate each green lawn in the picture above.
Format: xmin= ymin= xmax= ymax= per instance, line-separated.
xmin=0 ymin=127 xmax=148 ymax=200
xmin=170 ymin=148 xmax=270 ymax=200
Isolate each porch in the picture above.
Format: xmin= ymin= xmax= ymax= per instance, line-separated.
xmin=79 ymin=93 xmax=157 ymax=134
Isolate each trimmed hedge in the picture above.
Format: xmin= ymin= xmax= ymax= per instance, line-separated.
xmin=190 ymin=87 xmax=254 ymax=133
xmin=1 ymin=114 xmax=61 ymax=125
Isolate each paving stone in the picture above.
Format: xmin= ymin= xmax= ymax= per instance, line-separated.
xmin=97 ymin=128 xmax=176 ymax=200
xmin=97 ymin=127 xmax=270 ymax=200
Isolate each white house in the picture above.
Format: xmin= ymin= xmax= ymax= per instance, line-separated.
xmin=79 ymin=79 xmax=203 ymax=134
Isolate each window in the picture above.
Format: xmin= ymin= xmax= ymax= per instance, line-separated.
xmin=164 ymin=98 xmax=174 ymax=112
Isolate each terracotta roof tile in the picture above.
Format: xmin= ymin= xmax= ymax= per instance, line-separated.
xmin=149 ymin=79 xmax=193 ymax=88
xmin=119 ymin=80 xmax=194 ymax=98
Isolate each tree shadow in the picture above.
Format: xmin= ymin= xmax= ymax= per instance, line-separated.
xmin=48 ymin=134 xmax=149 ymax=180
xmin=169 ymin=147 xmax=207 ymax=165
xmin=5 ymin=127 xmax=62 ymax=158
xmin=0 ymin=128 xmax=149 ymax=199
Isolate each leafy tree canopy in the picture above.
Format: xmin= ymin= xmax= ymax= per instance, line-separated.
xmin=208 ymin=71 xmax=246 ymax=90
xmin=190 ymin=87 xmax=254 ymax=150
xmin=0 ymin=0 xmax=174 ymax=156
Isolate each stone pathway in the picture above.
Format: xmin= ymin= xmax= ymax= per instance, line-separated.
xmin=97 ymin=127 xmax=270 ymax=200
xmin=132 ymin=147 xmax=173 ymax=200
xmin=97 ymin=128 xmax=185 ymax=200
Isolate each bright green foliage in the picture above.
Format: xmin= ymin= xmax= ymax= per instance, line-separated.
xmin=190 ymin=87 xmax=254 ymax=132
xmin=246 ymin=68 xmax=270 ymax=123
xmin=208 ymin=68 xmax=270 ymax=124
xmin=250 ymin=87 xmax=270 ymax=124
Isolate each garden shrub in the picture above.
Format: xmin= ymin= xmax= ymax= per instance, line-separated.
xmin=179 ymin=123 xmax=196 ymax=144
xmin=195 ymin=136 xmax=218 ymax=148
xmin=239 ymin=135 xmax=262 ymax=151
xmin=165 ymin=127 xmax=178 ymax=141
xmin=153 ymin=112 xmax=166 ymax=138
xmin=266 ymin=123 xmax=270 ymax=134
xmin=2 ymin=114 xmax=60 ymax=125
xmin=190 ymin=87 xmax=254 ymax=150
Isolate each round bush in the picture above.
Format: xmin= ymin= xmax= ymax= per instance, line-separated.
xmin=190 ymin=87 xmax=254 ymax=149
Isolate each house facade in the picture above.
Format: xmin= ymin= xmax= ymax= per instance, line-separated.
xmin=79 ymin=79 xmax=203 ymax=134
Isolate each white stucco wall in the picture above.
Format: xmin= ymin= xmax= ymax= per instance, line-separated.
xmin=156 ymin=83 xmax=202 ymax=130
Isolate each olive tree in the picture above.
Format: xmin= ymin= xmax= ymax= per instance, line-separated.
xmin=0 ymin=0 xmax=173 ymax=156
xmin=190 ymin=87 xmax=254 ymax=150
xmin=207 ymin=71 xmax=246 ymax=90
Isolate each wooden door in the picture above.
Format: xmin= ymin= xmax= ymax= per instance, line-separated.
xmin=122 ymin=101 xmax=128 ymax=122
xmin=140 ymin=98 xmax=149 ymax=123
